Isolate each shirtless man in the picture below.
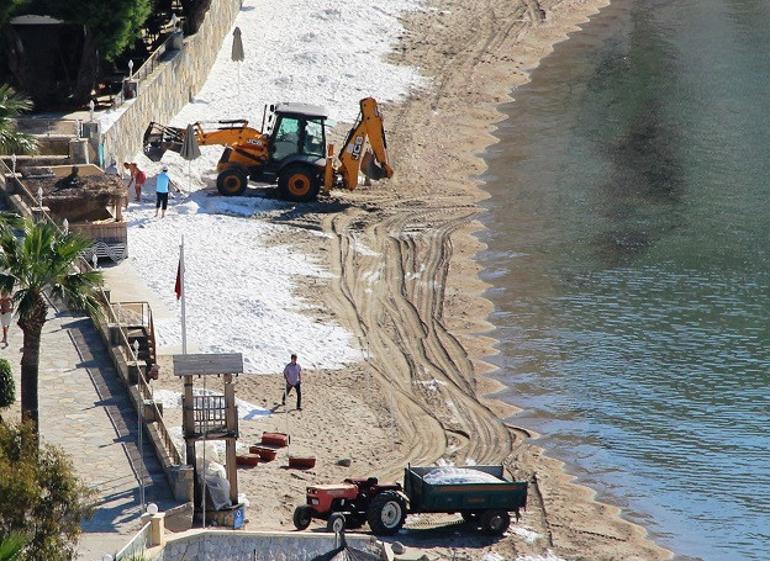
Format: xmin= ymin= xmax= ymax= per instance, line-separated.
xmin=1 ymin=290 xmax=12 ymax=346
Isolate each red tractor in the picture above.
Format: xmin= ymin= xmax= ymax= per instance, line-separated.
xmin=292 ymin=477 xmax=407 ymax=535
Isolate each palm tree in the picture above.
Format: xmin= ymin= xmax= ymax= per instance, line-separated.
xmin=0 ymin=219 xmax=102 ymax=445
xmin=0 ymin=84 xmax=37 ymax=155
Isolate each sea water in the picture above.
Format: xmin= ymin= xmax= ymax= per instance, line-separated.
xmin=480 ymin=1 xmax=770 ymax=560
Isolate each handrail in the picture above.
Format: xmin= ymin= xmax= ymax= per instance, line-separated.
xmin=0 ymin=160 xmax=183 ymax=467
xmin=114 ymin=521 xmax=151 ymax=561
xmin=112 ymin=32 xmax=179 ymax=110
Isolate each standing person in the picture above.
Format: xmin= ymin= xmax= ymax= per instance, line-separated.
xmin=281 ymin=354 xmax=302 ymax=410
xmin=133 ymin=163 xmax=147 ymax=202
xmin=123 ymin=162 xmax=135 ymax=207
xmin=0 ymin=290 xmax=12 ymax=347
xmin=105 ymin=159 xmax=118 ymax=176
xmin=154 ymin=165 xmax=172 ymax=218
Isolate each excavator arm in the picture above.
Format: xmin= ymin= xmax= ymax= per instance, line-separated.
xmin=332 ymin=97 xmax=394 ymax=191
xmin=143 ymin=120 xmax=263 ymax=162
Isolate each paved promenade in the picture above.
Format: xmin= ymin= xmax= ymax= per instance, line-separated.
xmin=4 ymin=303 xmax=175 ymax=560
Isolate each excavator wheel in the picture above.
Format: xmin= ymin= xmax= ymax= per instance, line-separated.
xmin=217 ymin=167 xmax=248 ymax=196
xmin=278 ymin=164 xmax=321 ymax=202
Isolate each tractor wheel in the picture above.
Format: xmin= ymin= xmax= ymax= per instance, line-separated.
xmin=278 ymin=164 xmax=321 ymax=202
xmin=480 ymin=510 xmax=510 ymax=536
xmin=366 ymin=491 xmax=407 ymax=536
xmin=293 ymin=505 xmax=313 ymax=531
xmin=327 ymin=513 xmax=347 ymax=534
xmin=217 ymin=167 xmax=248 ymax=196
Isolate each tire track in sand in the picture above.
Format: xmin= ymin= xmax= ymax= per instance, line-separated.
xmin=322 ymin=204 xmax=528 ymax=480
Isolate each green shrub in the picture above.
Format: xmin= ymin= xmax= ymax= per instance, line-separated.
xmin=0 ymin=359 xmax=14 ymax=410
xmin=11 ymin=0 xmax=154 ymax=61
xmin=0 ymin=423 xmax=94 ymax=561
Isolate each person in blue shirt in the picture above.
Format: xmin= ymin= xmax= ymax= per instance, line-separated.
xmin=154 ymin=165 xmax=174 ymax=218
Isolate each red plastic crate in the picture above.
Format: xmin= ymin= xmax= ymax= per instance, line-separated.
xmin=288 ymin=455 xmax=316 ymax=470
xmin=261 ymin=432 xmax=290 ymax=447
xmin=235 ymin=453 xmax=260 ymax=467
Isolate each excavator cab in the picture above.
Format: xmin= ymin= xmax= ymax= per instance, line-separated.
xmin=266 ymin=104 xmax=328 ymax=163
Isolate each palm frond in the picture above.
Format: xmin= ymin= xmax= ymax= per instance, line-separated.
xmin=0 ymin=211 xmax=22 ymax=231
xmin=0 ymin=532 xmax=27 ymax=561
xmin=0 ymin=273 xmax=15 ymax=296
xmin=0 ymin=84 xmax=37 ymax=155
xmin=0 ymin=84 xmax=34 ymax=115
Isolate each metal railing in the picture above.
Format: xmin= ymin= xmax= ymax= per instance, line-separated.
xmin=0 ymin=160 xmax=183 ymax=468
xmin=114 ymin=521 xmax=151 ymax=561
xmin=112 ymin=32 xmax=180 ymax=110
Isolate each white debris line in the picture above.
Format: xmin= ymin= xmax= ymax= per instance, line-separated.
xmin=152 ymin=388 xmax=270 ymax=420
xmin=124 ymin=0 xmax=425 ymax=374
xmin=510 ymin=526 xmax=542 ymax=544
xmin=515 ymin=553 xmax=567 ymax=561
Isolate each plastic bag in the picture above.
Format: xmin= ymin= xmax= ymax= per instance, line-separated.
xmin=201 ymin=461 xmax=232 ymax=511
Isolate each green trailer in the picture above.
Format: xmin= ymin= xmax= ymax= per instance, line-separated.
xmin=364 ymin=465 xmax=528 ymax=536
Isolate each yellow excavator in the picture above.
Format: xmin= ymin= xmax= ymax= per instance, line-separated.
xmin=143 ymin=97 xmax=393 ymax=202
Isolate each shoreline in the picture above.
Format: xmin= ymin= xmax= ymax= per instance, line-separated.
xmin=302 ymin=0 xmax=675 ymax=559
xmin=402 ymin=0 xmax=680 ymax=559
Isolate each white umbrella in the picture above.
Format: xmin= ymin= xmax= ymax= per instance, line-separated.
xmin=179 ymin=124 xmax=201 ymax=192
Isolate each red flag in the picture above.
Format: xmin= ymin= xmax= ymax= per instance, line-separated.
xmin=175 ymin=257 xmax=182 ymax=300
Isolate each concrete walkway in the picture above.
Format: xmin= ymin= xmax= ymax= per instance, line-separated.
xmin=4 ymin=302 xmax=177 ymax=560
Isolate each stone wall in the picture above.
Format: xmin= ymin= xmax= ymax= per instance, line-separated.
xmin=102 ymin=0 xmax=242 ymax=166
xmin=156 ymin=530 xmax=381 ymax=561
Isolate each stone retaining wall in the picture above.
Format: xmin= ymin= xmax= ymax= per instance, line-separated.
xmin=102 ymin=0 xmax=242 ymax=166
xmin=155 ymin=530 xmax=380 ymax=561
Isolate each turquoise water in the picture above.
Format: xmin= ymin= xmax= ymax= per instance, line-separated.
xmin=480 ymin=1 xmax=770 ymax=560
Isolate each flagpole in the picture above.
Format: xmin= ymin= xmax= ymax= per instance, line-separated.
xmin=180 ymin=235 xmax=187 ymax=355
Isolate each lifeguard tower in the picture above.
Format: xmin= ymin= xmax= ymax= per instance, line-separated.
xmin=173 ymin=353 xmax=243 ymax=526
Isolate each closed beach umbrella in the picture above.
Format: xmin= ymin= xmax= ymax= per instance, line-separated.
xmin=231 ymin=27 xmax=245 ymax=95
xmin=231 ymin=27 xmax=245 ymax=62
xmin=180 ymin=123 xmax=201 ymax=192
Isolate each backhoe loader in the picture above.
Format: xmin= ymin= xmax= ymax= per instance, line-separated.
xmin=143 ymin=97 xmax=393 ymax=202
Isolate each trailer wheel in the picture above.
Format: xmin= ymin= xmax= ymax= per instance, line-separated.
xmin=293 ymin=505 xmax=313 ymax=531
xmin=461 ymin=511 xmax=479 ymax=523
xmin=480 ymin=510 xmax=510 ymax=536
xmin=367 ymin=491 xmax=407 ymax=536
xmin=278 ymin=164 xmax=321 ymax=202
xmin=217 ymin=167 xmax=248 ymax=196
xmin=327 ymin=513 xmax=347 ymax=534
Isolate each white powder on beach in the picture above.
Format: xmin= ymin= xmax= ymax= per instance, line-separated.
xmin=121 ymin=0 xmax=424 ymax=372
xmin=510 ymin=526 xmax=542 ymax=544
xmin=515 ymin=553 xmax=567 ymax=561
xmin=152 ymin=388 xmax=271 ymax=420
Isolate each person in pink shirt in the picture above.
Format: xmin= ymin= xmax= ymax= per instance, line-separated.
xmin=281 ymin=353 xmax=302 ymax=411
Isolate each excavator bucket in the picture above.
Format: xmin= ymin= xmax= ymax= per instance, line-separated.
xmin=361 ymin=149 xmax=388 ymax=181
xmin=143 ymin=122 xmax=185 ymax=162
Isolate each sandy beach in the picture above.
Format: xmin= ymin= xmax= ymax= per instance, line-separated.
xmin=142 ymin=1 xmax=676 ymax=560
xmin=118 ymin=0 xmax=670 ymax=561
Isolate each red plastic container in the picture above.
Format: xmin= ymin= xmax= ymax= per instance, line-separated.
xmin=288 ymin=455 xmax=316 ymax=470
xmin=235 ymin=453 xmax=260 ymax=467
xmin=261 ymin=432 xmax=290 ymax=448
xmin=250 ymin=446 xmax=277 ymax=462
